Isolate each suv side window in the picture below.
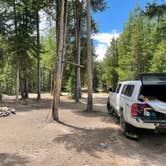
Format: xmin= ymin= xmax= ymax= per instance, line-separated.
xmin=122 ymin=85 xmax=134 ymax=97
xmin=115 ymin=84 xmax=122 ymax=93
xmin=122 ymin=85 xmax=127 ymax=94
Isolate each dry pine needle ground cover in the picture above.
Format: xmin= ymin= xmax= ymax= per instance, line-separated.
xmin=0 ymin=93 xmax=166 ymax=166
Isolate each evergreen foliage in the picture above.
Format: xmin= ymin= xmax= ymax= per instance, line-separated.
xmin=0 ymin=0 xmax=165 ymax=99
xmin=102 ymin=3 xmax=166 ymax=89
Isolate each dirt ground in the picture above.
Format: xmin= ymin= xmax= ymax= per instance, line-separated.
xmin=0 ymin=93 xmax=166 ymax=166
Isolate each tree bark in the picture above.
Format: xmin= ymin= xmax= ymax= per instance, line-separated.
xmin=20 ymin=78 xmax=24 ymax=99
xmin=0 ymin=82 xmax=2 ymax=102
xmin=52 ymin=0 xmax=65 ymax=121
xmin=25 ymin=78 xmax=29 ymax=99
xmin=75 ymin=0 xmax=82 ymax=102
xmin=20 ymin=67 xmax=25 ymax=100
xmin=36 ymin=0 xmax=41 ymax=101
xmin=14 ymin=0 xmax=19 ymax=103
xmin=16 ymin=66 xmax=19 ymax=103
xmin=49 ymin=70 xmax=52 ymax=93
xmin=86 ymin=0 xmax=93 ymax=111
xmin=61 ymin=0 xmax=68 ymax=91
xmin=20 ymin=68 xmax=28 ymax=100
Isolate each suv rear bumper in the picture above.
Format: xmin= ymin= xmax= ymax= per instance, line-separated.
xmin=128 ymin=117 xmax=166 ymax=130
xmin=137 ymin=117 xmax=166 ymax=123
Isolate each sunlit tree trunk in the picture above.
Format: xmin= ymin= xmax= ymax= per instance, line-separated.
xmin=52 ymin=0 xmax=65 ymax=121
xmin=86 ymin=0 xmax=93 ymax=111
xmin=16 ymin=66 xmax=19 ymax=103
xmin=0 ymin=82 xmax=2 ymax=102
xmin=25 ymin=78 xmax=29 ymax=99
xmin=36 ymin=0 xmax=41 ymax=101
xmin=75 ymin=0 xmax=82 ymax=102
xmin=61 ymin=0 xmax=68 ymax=89
xmin=14 ymin=0 xmax=19 ymax=103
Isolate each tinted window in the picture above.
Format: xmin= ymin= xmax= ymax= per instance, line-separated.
xmin=141 ymin=73 xmax=166 ymax=85
xmin=122 ymin=85 xmax=134 ymax=97
xmin=122 ymin=85 xmax=127 ymax=94
xmin=116 ymin=84 xmax=122 ymax=93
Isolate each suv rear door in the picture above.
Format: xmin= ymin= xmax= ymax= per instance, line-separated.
xmin=140 ymin=73 xmax=166 ymax=114
xmin=140 ymin=73 xmax=166 ymax=85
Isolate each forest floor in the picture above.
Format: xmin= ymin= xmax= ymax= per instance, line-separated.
xmin=0 ymin=93 xmax=166 ymax=166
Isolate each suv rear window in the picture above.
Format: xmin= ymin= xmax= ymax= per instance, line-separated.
xmin=122 ymin=85 xmax=134 ymax=97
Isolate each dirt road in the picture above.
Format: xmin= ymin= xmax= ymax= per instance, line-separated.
xmin=0 ymin=93 xmax=166 ymax=166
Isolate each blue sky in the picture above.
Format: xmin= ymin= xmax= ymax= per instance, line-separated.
xmin=92 ymin=0 xmax=162 ymax=61
xmin=40 ymin=0 xmax=164 ymax=60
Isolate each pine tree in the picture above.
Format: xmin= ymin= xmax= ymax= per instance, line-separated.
xmin=52 ymin=0 xmax=65 ymax=121
xmin=86 ymin=0 xmax=93 ymax=111
xmin=118 ymin=5 xmax=153 ymax=81
xmin=75 ymin=0 xmax=82 ymax=102
xmin=118 ymin=14 xmax=134 ymax=81
xmin=151 ymin=40 xmax=166 ymax=72
xmin=103 ymin=39 xmax=118 ymax=89
xmin=130 ymin=15 xmax=145 ymax=79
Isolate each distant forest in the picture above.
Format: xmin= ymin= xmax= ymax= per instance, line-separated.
xmin=0 ymin=0 xmax=165 ymax=98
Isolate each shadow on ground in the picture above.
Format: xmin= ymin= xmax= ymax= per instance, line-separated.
xmin=0 ymin=153 xmax=29 ymax=166
xmin=53 ymin=124 xmax=121 ymax=158
xmin=53 ymin=120 xmax=166 ymax=166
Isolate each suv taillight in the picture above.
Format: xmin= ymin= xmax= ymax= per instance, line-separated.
xmin=131 ymin=103 xmax=138 ymax=117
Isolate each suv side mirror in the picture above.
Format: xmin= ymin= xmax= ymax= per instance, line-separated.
xmin=108 ymin=87 xmax=115 ymax=92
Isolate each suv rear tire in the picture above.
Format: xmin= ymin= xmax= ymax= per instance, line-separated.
xmin=120 ymin=110 xmax=134 ymax=134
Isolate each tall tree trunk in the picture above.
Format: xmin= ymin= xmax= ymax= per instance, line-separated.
xmin=0 ymin=82 xmax=2 ymax=102
xmin=49 ymin=70 xmax=52 ymax=92
xmin=86 ymin=0 xmax=93 ymax=111
xmin=36 ymin=0 xmax=41 ymax=101
xmin=52 ymin=0 xmax=65 ymax=121
xmin=74 ymin=1 xmax=78 ymax=100
xmin=20 ymin=66 xmax=25 ymax=100
xmin=20 ymin=67 xmax=28 ymax=100
xmin=21 ymin=80 xmax=25 ymax=99
xmin=61 ymin=0 xmax=68 ymax=90
xmin=16 ymin=66 xmax=19 ymax=103
xmin=20 ymin=78 xmax=24 ymax=99
xmin=75 ymin=0 xmax=82 ymax=102
xmin=14 ymin=0 xmax=19 ymax=103
xmin=25 ymin=78 xmax=29 ymax=99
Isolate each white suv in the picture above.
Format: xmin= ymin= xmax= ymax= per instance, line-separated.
xmin=107 ymin=73 xmax=166 ymax=134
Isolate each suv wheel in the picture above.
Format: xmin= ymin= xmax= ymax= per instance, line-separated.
xmin=120 ymin=111 xmax=133 ymax=134
xmin=120 ymin=111 xmax=139 ymax=140
xmin=107 ymin=98 xmax=114 ymax=114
